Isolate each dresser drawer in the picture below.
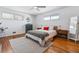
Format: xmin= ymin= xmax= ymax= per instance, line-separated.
xmin=57 ymin=29 xmax=69 ymax=38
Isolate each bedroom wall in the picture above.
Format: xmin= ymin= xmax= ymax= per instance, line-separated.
xmin=0 ymin=7 xmax=36 ymax=37
xmin=35 ymin=6 xmax=79 ymax=30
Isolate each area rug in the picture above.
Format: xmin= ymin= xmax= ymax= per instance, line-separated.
xmin=9 ymin=37 xmax=48 ymax=53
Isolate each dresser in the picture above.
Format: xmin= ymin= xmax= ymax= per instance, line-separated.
xmin=56 ymin=29 xmax=69 ymax=39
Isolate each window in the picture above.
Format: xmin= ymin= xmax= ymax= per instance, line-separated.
xmin=44 ymin=15 xmax=59 ymax=21
xmin=51 ymin=15 xmax=59 ymax=20
xmin=44 ymin=16 xmax=50 ymax=20
xmin=2 ymin=12 xmax=14 ymax=19
xmin=15 ymin=15 xmax=23 ymax=20
xmin=1 ymin=12 xmax=24 ymax=20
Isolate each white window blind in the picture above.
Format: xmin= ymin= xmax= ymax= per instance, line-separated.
xmin=2 ymin=12 xmax=14 ymax=19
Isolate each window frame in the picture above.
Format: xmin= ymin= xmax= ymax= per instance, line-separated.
xmin=44 ymin=15 xmax=60 ymax=21
xmin=1 ymin=12 xmax=24 ymax=20
xmin=1 ymin=12 xmax=14 ymax=20
xmin=14 ymin=14 xmax=24 ymax=20
xmin=50 ymin=15 xmax=60 ymax=20
xmin=44 ymin=16 xmax=51 ymax=21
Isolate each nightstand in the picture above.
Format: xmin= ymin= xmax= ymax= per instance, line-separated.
xmin=56 ymin=29 xmax=69 ymax=39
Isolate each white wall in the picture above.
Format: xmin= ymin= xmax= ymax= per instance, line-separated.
xmin=0 ymin=7 xmax=36 ymax=37
xmin=31 ymin=15 xmax=37 ymax=29
xmin=36 ymin=6 xmax=79 ymax=30
xmin=1 ymin=6 xmax=79 ymax=37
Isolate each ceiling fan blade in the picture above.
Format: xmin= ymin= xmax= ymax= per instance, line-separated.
xmin=36 ymin=6 xmax=46 ymax=8
xmin=29 ymin=6 xmax=46 ymax=11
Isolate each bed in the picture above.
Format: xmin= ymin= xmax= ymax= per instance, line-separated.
xmin=25 ymin=29 xmax=57 ymax=47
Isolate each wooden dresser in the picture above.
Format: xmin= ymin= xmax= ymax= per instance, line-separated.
xmin=56 ymin=29 xmax=69 ymax=39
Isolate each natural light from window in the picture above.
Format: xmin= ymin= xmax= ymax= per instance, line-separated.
xmin=2 ymin=12 xmax=24 ymax=20
xmin=2 ymin=13 xmax=14 ymax=19
xmin=15 ymin=15 xmax=23 ymax=20
xmin=44 ymin=15 xmax=59 ymax=21
xmin=51 ymin=16 xmax=59 ymax=20
xmin=44 ymin=16 xmax=50 ymax=20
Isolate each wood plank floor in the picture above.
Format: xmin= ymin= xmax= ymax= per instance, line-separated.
xmin=0 ymin=37 xmax=13 ymax=53
xmin=0 ymin=33 xmax=25 ymax=53
xmin=0 ymin=36 xmax=79 ymax=53
xmin=44 ymin=37 xmax=79 ymax=53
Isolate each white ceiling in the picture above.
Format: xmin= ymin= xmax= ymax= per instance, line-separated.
xmin=1 ymin=6 xmax=66 ymax=15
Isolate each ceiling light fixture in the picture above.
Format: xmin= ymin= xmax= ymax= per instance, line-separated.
xmin=29 ymin=6 xmax=46 ymax=11
xmin=33 ymin=6 xmax=38 ymax=9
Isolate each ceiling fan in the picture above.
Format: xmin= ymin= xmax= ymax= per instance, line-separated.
xmin=29 ymin=6 xmax=46 ymax=11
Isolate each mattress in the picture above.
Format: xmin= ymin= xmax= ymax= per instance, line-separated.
xmin=25 ymin=30 xmax=57 ymax=46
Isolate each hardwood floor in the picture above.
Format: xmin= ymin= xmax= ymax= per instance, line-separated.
xmin=44 ymin=37 xmax=79 ymax=53
xmin=0 ymin=33 xmax=25 ymax=53
xmin=1 ymin=37 xmax=13 ymax=53
xmin=0 ymin=35 xmax=79 ymax=53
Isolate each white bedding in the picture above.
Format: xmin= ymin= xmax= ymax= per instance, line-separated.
xmin=25 ymin=30 xmax=57 ymax=46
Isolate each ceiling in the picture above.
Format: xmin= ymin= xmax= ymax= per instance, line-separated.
xmin=1 ymin=6 xmax=66 ymax=15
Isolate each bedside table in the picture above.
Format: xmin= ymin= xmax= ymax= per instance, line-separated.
xmin=56 ymin=29 xmax=69 ymax=39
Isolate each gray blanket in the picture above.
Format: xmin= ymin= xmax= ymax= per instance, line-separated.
xmin=27 ymin=30 xmax=49 ymax=40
